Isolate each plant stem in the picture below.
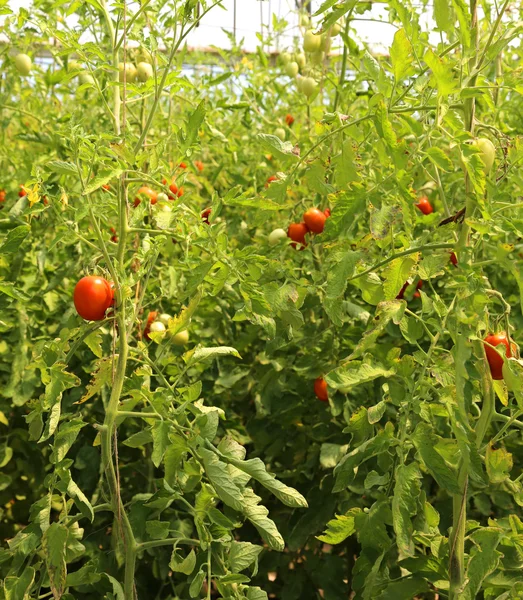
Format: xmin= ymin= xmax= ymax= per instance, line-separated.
xmin=347 ymin=243 xmax=454 ymax=283
xmin=332 ymin=13 xmax=351 ymax=113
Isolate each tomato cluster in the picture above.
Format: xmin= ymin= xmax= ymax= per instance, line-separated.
xmin=287 ymin=207 xmax=330 ymax=249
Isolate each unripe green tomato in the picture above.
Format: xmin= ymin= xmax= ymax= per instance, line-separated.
xmin=471 ymin=137 xmax=496 ymax=174
xmin=160 ymin=204 xmax=172 ymax=213
xmin=14 ymin=53 xmax=32 ymax=76
xmin=299 ymin=13 xmax=311 ymax=28
xmin=78 ymin=72 xmax=95 ymax=85
xmin=295 ymin=53 xmax=306 ymax=68
xmin=301 ymin=77 xmax=318 ymax=98
xmin=285 ymin=61 xmax=299 ymax=77
xmin=296 ymin=75 xmax=304 ymax=93
xmin=142 ymin=236 xmax=151 ymax=252
xmin=274 ymin=128 xmax=286 ymax=141
xmin=172 ymin=330 xmax=189 ymax=346
xmin=68 ymin=60 xmax=81 ymax=72
xmin=149 ymin=321 xmax=166 ymax=335
xmin=137 ymin=62 xmax=153 ymax=82
xmin=303 ymin=30 xmax=322 ymax=53
xmin=156 ymin=192 xmax=169 ymax=203
xmin=119 ymin=62 xmax=137 ymax=83
xmin=268 ymin=228 xmax=288 ymax=245
xmin=310 ymin=51 xmax=325 ymax=65
xmin=319 ymin=34 xmax=331 ymax=52
xmin=158 ymin=313 xmax=172 ymax=326
xmin=280 ymin=51 xmax=291 ymax=64
xmin=330 ymin=21 xmax=342 ymax=36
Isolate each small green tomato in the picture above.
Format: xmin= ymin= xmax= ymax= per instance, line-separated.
xmin=14 ymin=53 xmax=32 ymax=76
xmin=137 ymin=62 xmax=153 ymax=82
xmin=303 ymin=30 xmax=322 ymax=53
xmin=158 ymin=313 xmax=172 ymax=326
xmin=285 ymin=61 xmax=299 ymax=77
xmin=172 ymin=330 xmax=189 ymax=346
xmin=274 ymin=128 xmax=286 ymax=141
xmin=268 ymin=228 xmax=288 ymax=245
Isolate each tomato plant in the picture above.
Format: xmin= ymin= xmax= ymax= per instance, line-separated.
xmin=2 ymin=1 xmax=523 ymax=599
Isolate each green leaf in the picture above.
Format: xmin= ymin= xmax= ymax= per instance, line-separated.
xmin=390 ymin=29 xmax=415 ymax=82
xmin=123 ymin=429 xmax=153 ymax=448
xmin=412 ymin=423 xmax=461 ymax=494
xmin=229 ymin=541 xmax=263 ymax=573
xmin=104 ymin=574 xmax=125 ymax=600
xmin=145 ymin=520 xmax=170 ymax=540
xmin=376 ymin=577 xmax=429 ymax=600
xmin=219 ymin=452 xmax=308 ymax=509
xmin=327 ymin=360 xmax=395 ymax=393
xmin=45 ymin=160 xmax=78 ymax=175
xmin=257 ymin=133 xmax=299 ymax=161
xmin=382 ymin=256 xmax=417 ymax=300
xmin=374 ymin=101 xmax=397 ymax=147
xmin=242 ymin=488 xmax=285 ymax=551
xmin=189 ymin=568 xmax=206 ymax=598
xmin=317 ymin=509 xmax=360 ymax=544
xmin=424 ymin=49 xmax=457 ymax=97
xmin=333 ymin=139 xmax=361 ymax=186
xmin=184 ymin=100 xmax=206 ymax=148
xmin=184 ymin=346 xmax=241 ymax=367
xmin=44 ymin=523 xmax=68 ymax=600
xmin=486 ymin=444 xmax=513 ymax=484
xmin=392 ymin=463 xmax=421 ymax=559
xmin=451 ymin=0 xmax=471 ymax=48
xmin=333 ymin=427 xmax=396 ymax=492
xmin=170 ymin=548 xmax=196 ymax=575
xmin=369 ymin=203 xmax=402 ymax=240
xmin=151 ymin=421 xmax=170 ymax=468
xmin=200 ymin=448 xmax=244 ymax=511
xmin=77 ymin=357 xmax=113 ymax=405
xmin=3 ymin=567 xmax=35 ymax=600
xmin=433 ymin=0 xmax=453 ymax=32
xmin=459 ymin=528 xmax=503 ymax=598
xmin=426 ymin=146 xmax=453 ymax=171
xmin=50 ymin=419 xmax=86 ymax=464
xmin=83 ymin=167 xmax=123 ymax=194
xmin=0 ymin=225 xmax=30 ymax=253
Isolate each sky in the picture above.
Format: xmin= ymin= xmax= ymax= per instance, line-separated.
xmin=8 ymin=0 xmax=403 ymax=55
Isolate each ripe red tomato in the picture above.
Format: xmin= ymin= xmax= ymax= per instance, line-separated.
xmin=450 ymin=252 xmax=458 ymax=266
xmin=413 ymin=280 xmax=423 ymax=298
xmin=19 ymin=186 xmax=27 ymax=198
xmin=0 ymin=190 xmax=5 ymax=203
xmin=314 ymin=377 xmax=328 ymax=402
xmin=42 ymin=195 xmax=48 ymax=205
xmin=415 ymin=196 xmax=433 ymax=215
xmin=144 ymin=310 xmax=158 ymax=340
xmin=287 ymin=222 xmax=309 ymax=249
xmin=285 ymin=114 xmax=295 ymax=126
xmin=74 ymin=276 xmax=114 ymax=321
xmin=102 ymin=184 xmax=110 ymax=191
xmin=303 ymin=208 xmax=327 ymax=234
xmin=133 ymin=186 xmax=158 ymax=207
xmin=324 ymin=208 xmax=331 ymax=218
xmin=111 ymin=235 xmax=118 ymax=243
xmin=110 ymin=227 xmax=116 ymax=234
xmin=265 ymin=175 xmax=278 ymax=188
xmin=177 ymin=187 xmax=183 ymax=197
xmin=484 ymin=332 xmax=513 ymax=380
xmin=195 ymin=160 xmax=204 ymax=172
xmin=179 ymin=162 xmax=187 ymax=169
xmin=202 ymin=208 xmax=212 ymax=224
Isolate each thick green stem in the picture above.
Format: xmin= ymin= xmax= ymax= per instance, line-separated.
xmin=332 ymin=15 xmax=351 ymax=113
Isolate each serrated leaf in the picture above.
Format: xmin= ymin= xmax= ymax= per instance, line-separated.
xmin=242 ymin=488 xmax=285 ymax=551
xmin=327 ymin=360 xmax=395 ymax=393
xmin=0 ymin=225 xmax=30 ymax=253
xmin=76 ymin=357 xmax=113 ymax=404
xmin=46 ymin=160 xmax=79 ymax=175
xmin=486 ymin=444 xmax=512 ymax=484
xmin=151 ymin=421 xmax=170 ymax=468
xmin=390 ymin=29 xmax=415 ymax=82
xmin=83 ymin=168 xmax=123 ymax=194
xmin=392 ymin=463 xmax=421 ymax=559
xmin=44 ymin=523 xmax=68 ymax=600
xmin=123 ymin=429 xmax=153 ymax=448
xmin=170 ymin=548 xmax=196 ymax=574
xmin=374 ymin=101 xmax=397 ymax=147
xmin=382 ymin=256 xmax=418 ymax=300
xmin=317 ymin=509 xmax=360 ymax=544
xmin=145 ymin=520 xmax=170 ymax=540
xmin=200 ymin=448 xmax=244 ymax=511
xmin=424 ymin=49 xmax=457 ymax=97
xmin=229 ymin=541 xmax=263 ymax=573
xmin=184 ymin=346 xmax=241 ymax=367
xmin=426 ymin=147 xmax=453 ymax=171
xmin=51 ymin=419 xmax=86 ymax=464
xmin=257 ymin=133 xmax=299 ymax=161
